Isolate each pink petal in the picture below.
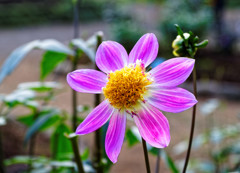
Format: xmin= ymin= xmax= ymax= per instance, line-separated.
xmin=133 ymin=103 xmax=170 ymax=148
xmin=67 ymin=69 xmax=107 ymax=94
xmin=76 ymin=100 xmax=114 ymax=135
xmin=105 ymin=110 xmax=126 ymax=163
xmin=149 ymin=58 xmax=195 ymax=88
xmin=129 ymin=33 xmax=159 ymax=67
xmin=147 ymin=87 xmax=197 ymax=113
xmin=96 ymin=41 xmax=128 ymax=73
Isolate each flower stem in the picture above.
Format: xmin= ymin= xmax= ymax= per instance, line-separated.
xmin=71 ymin=60 xmax=78 ymax=131
xmin=71 ymin=0 xmax=80 ymax=131
xmin=28 ymin=135 xmax=36 ymax=172
xmin=182 ymin=65 xmax=197 ymax=173
xmin=155 ymin=149 xmax=161 ymax=173
xmin=94 ymin=33 xmax=103 ymax=173
xmin=28 ymin=110 xmax=39 ymax=172
xmin=94 ymin=83 xmax=102 ymax=173
xmin=94 ymin=128 xmax=103 ymax=173
xmin=142 ymin=138 xmax=151 ymax=173
xmin=73 ymin=0 xmax=79 ymax=39
xmin=69 ymin=135 xmax=85 ymax=173
xmin=0 ymin=127 xmax=5 ymax=173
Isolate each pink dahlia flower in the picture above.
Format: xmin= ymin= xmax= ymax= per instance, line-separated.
xmin=67 ymin=33 xmax=197 ymax=163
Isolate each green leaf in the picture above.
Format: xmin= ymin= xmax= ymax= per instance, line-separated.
xmin=24 ymin=109 xmax=59 ymax=144
xmin=36 ymin=39 xmax=74 ymax=55
xmin=0 ymin=40 xmax=39 ymax=84
xmin=174 ymin=24 xmax=184 ymax=39
xmin=4 ymin=90 xmax=36 ymax=108
xmin=40 ymin=114 xmax=61 ymax=131
xmin=193 ymin=36 xmax=199 ymax=43
xmin=125 ymin=128 xmax=139 ymax=147
xmin=0 ymin=39 xmax=73 ymax=84
xmin=18 ymin=109 xmax=61 ymax=131
xmin=41 ymin=51 xmax=67 ymax=80
xmin=213 ymin=141 xmax=240 ymax=163
xmin=149 ymin=147 xmax=159 ymax=156
xmin=71 ymin=39 xmax=95 ymax=62
xmin=4 ymin=156 xmax=48 ymax=166
xmin=174 ymin=24 xmax=189 ymax=47
xmin=18 ymin=81 xmax=61 ymax=92
xmin=194 ymin=40 xmax=209 ymax=48
xmin=187 ymin=48 xmax=194 ymax=57
xmin=3 ymin=89 xmax=39 ymax=110
xmin=81 ymin=148 xmax=89 ymax=161
xmin=18 ymin=109 xmax=52 ymax=126
xmin=17 ymin=113 xmax=35 ymax=126
xmin=148 ymin=146 xmax=178 ymax=173
xmin=50 ymin=160 xmax=76 ymax=168
xmin=51 ymin=123 xmax=73 ymax=160
xmin=161 ymin=150 xmax=179 ymax=173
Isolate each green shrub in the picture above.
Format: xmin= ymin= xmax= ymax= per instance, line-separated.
xmin=0 ymin=0 xmax=104 ymax=27
xmin=111 ymin=20 xmax=145 ymax=53
xmin=159 ymin=0 xmax=213 ymax=51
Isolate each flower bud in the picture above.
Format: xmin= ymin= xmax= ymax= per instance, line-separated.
xmin=172 ymin=33 xmax=190 ymax=49
xmin=172 ymin=24 xmax=208 ymax=58
xmin=172 ymin=33 xmax=191 ymax=56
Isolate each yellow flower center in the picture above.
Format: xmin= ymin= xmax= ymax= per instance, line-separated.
xmin=103 ymin=62 xmax=152 ymax=110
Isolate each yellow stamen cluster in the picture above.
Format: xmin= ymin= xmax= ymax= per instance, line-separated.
xmin=103 ymin=63 xmax=152 ymax=110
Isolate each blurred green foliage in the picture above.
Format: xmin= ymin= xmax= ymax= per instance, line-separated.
xmin=226 ymin=0 xmax=240 ymax=8
xmin=0 ymin=33 xmax=109 ymax=172
xmin=106 ymin=1 xmax=146 ymax=52
xmin=0 ymin=0 xmax=104 ymax=27
xmin=159 ymin=0 xmax=213 ymax=52
xmin=111 ymin=20 xmax=145 ymax=53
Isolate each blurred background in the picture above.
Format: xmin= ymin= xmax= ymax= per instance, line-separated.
xmin=0 ymin=0 xmax=240 ymax=172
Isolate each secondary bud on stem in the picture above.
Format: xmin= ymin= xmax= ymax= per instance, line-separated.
xmin=172 ymin=24 xmax=208 ymax=58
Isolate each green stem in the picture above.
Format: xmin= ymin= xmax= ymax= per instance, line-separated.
xmin=71 ymin=1 xmax=85 ymax=172
xmin=28 ymin=110 xmax=39 ymax=172
xmin=71 ymin=0 xmax=80 ymax=131
xmin=182 ymin=65 xmax=197 ymax=173
xmin=72 ymin=60 xmax=78 ymax=131
xmin=94 ymin=90 xmax=102 ymax=172
xmin=0 ymin=127 xmax=5 ymax=173
xmin=94 ymin=128 xmax=103 ymax=173
xmin=51 ymin=132 xmax=58 ymax=173
xmin=155 ymin=149 xmax=161 ymax=173
xmin=142 ymin=138 xmax=151 ymax=173
xmin=94 ymin=33 xmax=103 ymax=173
xmin=69 ymin=135 xmax=85 ymax=173
xmin=52 ymin=133 xmax=59 ymax=160
xmin=28 ymin=135 xmax=36 ymax=172
xmin=0 ymin=104 xmax=6 ymax=173
xmin=94 ymin=87 xmax=102 ymax=172
xmin=73 ymin=0 xmax=79 ymax=39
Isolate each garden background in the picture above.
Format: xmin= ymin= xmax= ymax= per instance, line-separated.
xmin=0 ymin=0 xmax=240 ymax=172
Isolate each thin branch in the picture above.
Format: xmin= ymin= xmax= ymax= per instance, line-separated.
xmin=94 ymin=33 xmax=104 ymax=173
xmin=68 ymin=134 xmax=85 ymax=173
xmin=155 ymin=149 xmax=161 ymax=173
xmin=142 ymin=138 xmax=151 ymax=173
xmin=71 ymin=0 xmax=80 ymax=131
xmin=182 ymin=65 xmax=197 ymax=173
